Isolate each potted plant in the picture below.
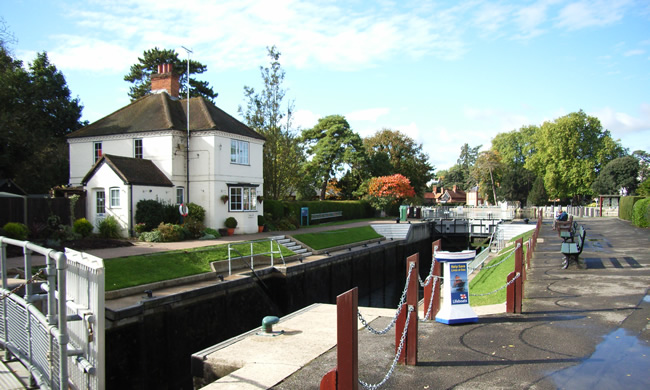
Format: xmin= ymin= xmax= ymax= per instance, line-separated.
xmin=221 ymin=194 xmax=229 ymax=204
xmin=257 ymin=215 xmax=266 ymax=233
xmin=224 ymin=217 xmax=237 ymax=236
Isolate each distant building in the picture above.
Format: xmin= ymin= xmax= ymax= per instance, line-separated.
xmin=466 ymin=186 xmax=485 ymax=206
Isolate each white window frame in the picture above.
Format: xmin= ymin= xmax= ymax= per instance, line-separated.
xmin=230 ymin=139 xmax=249 ymax=165
xmin=96 ymin=190 xmax=105 ymax=215
xmin=229 ymin=186 xmax=257 ymax=211
xmin=176 ymin=187 xmax=185 ymax=205
xmin=109 ymin=187 xmax=120 ymax=208
xmin=134 ymin=139 xmax=143 ymax=159
xmin=94 ymin=142 xmax=102 ymax=163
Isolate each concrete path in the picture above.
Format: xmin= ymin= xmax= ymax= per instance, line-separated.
xmin=197 ymin=217 xmax=649 ymax=389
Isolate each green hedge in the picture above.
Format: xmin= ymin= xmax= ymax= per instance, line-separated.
xmin=263 ymin=200 xmax=375 ymax=224
xmin=619 ymin=196 xmax=645 ymax=221
xmin=632 ymin=198 xmax=650 ymax=228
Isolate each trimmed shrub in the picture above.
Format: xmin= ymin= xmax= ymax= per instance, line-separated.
xmin=73 ymin=218 xmax=93 ymax=237
xmin=3 ymin=222 xmax=29 ymax=240
xmin=140 ymin=230 xmax=161 ymax=242
xmin=156 ymin=223 xmax=184 ymax=242
xmin=632 ymin=198 xmax=650 ymax=228
xmin=162 ymin=203 xmax=180 ymax=224
xmin=203 ymin=227 xmax=220 ymax=238
xmin=187 ymin=202 xmax=206 ymax=222
xmin=225 ymin=217 xmax=238 ymax=228
xmin=135 ymin=199 xmax=165 ymax=231
xmin=97 ymin=216 xmax=122 ymax=238
xmin=619 ymin=196 xmax=645 ymax=221
xmin=183 ymin=216 xmax=205 ymax=239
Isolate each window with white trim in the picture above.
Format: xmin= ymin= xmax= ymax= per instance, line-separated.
xmin=229 ymin=186 xmax=257 ymax=211
xmin=176 ymin=187 xmax=184 ymax=205
xmin=230 ymin=139 xmax=249 ymax=165
xmin=96 ymin=190 xmax=105 ymax=214
xmin=94 ymin=142 xmax=102 ymax=163
xmin=134 ymin=139 xmax=143 ymax=159
xmin=110 ymin=187 xmax=120 ymax=208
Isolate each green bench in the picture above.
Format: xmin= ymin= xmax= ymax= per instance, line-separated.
xmin=561 ymin=225 xmax=586 ymax=269
xmin=311 ymin=211 xmax=343 ymax=221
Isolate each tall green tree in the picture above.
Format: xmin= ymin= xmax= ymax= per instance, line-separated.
xmin=301 ymin=115 xmax=366 ymax=200
xmin=527 ymin=176 xmax=548 ymax=206
xmin=363 ymin=129 xmax=434 ymax=196
xmin=457 ymin=143 xmax=481 ymax=190
xmin=124 ymin=47 xmax=217 ymax=102
xmin=490 ymin=125 xmax=538 ymax=204
xmin=472 ymin=150 xmax=503 ymax=204
xmin=239 ymin=46 xmax=303 ymax=200
xmin=632 ymin=150 xmax=649 ymax=182
xmin=591 ymin=155 xmax=639 ymax=195
xmin=0 ymin=45 xmax=84 ymax=193
xmin=525 ymin=110 xmax=625 ymax=202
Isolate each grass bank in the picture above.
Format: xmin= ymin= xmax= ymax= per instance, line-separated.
xmin=293 ymin=226 xmax=383 ymax=250
xmin=105 ymin=240 xmax=294 ymax=291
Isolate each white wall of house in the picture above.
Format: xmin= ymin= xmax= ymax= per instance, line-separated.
xmin=70 ymin=130 xmax=264 ymax=235
xmin=84 ymin=164 xmax=130 ymax=237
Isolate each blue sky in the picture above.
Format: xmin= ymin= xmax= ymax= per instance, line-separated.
xmin=4 ymin=0 xmax=649 ymax=170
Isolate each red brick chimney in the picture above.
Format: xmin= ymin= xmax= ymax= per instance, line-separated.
xmin=151 ymin=63 xmax=180 ymax=98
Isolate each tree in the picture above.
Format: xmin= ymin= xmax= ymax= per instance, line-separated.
xmin=527 ymin=176 xmax=548 ymax=206
xmin=363 ymin=129 xmax=434 ymax=196
xmin=457 ymin=143 xmax=482 ymax=190
xmin=591 ymin=155 xmax=639 ymax=195
xmin=490 ymin=126 xmax=538 ymax=204
xmin=365 ymin=174 xmax=415 ymax=212
xmin=472 ymin=150 xmax=503 ymax=205
xmin=525 ymin=110 xmax=625 ymax=202
xmin=124 ymin=47 xmax=217 ymax=102
xmin=301 ymin=115 xmax=366 ymax=200
xmin=239 ymin=46 xmax=303 ymax=200
xmin=0 ymin=44 xmax=84 ymax=193
xmin=437 ymin=164 xmax=466 ymax=190
xmin=632 ymin=150 xmax=649 ymax=182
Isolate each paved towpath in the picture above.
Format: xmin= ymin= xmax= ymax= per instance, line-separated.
xmin=270 ymin=217 xmax=650 ymax=389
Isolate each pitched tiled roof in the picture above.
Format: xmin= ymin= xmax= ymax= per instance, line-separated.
xmin=67 ymin=93 xmax=265 ymax=141
xmin=82 ymin=154 xmax=174 ymax=187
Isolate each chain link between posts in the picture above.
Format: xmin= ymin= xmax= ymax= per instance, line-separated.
xmin=469 ymin=272 xmax=521 ymax=297
xmin=358 ymin=306 xmax=414 ymax=390
xmin=0 ymin=269 xmax=45 ymax=301
xmin=358 ymin=262 xmax=415 ymax=334
xmin=419 ymin=277 xmax=439 ymax=322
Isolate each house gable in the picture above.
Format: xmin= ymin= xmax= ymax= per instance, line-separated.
xmin=82 ymin=154 xmax=173 ymax=187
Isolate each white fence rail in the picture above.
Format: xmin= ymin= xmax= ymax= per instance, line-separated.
xmin=422 ymin=206 xmax=515 ymax=221
xmin=0 ymin=237 xmax=104 ymax=390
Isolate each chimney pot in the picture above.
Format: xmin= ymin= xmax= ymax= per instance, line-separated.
xmin=151 ymin=63 xmax=180 ymax=98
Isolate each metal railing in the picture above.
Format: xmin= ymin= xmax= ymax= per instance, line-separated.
xmin=0 ymin=237 xmax=104 ymax=390
xmin=422 ymin=206 xmax=515 ymax=220
xmin=227 ymin=238 xmax=286 ymax=275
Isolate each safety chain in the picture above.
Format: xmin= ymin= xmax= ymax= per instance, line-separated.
xmin=419 ymin=277 xmax=438 ymax=322
xmin=0 ymin=269 xmax=45 ymax=301
xmin=469 ymin=272 xmax=520 ymax=297
xmin=478 ymin=243 xmax=521 ymax=271
xmin=358 ymin=262 xmax=415 ymax=335
xmin=358 ymin=306 xmax=414 ymax=390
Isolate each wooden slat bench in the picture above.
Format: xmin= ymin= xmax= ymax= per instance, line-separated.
xmin=311 ymin=211 xmax=343 ymax=221
xmin=561 ymin=225 xmax=586 ymax=269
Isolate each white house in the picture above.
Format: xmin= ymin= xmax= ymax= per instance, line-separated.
xmin=67 ymin=64 xmax=265 ymax=236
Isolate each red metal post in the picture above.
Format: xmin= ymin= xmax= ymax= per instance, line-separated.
xmin=506 ymin=271 xmax=516 ymax=313
xmin=396 ymin=253 xmax=418 ymax=365
xmin=423 ymin=240 xmax=441 ymax=320
xmin=514 ymin=238 xmax=523 ymax=314
xmin=320 ymin=287 xmax=358 ymax=390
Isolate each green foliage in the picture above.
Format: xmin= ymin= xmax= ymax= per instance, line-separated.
xmin=257 ymin=214 xmax=266 ymax=226
xmin=632 ymin=198 xmax=650 ymax=228
xmin=225 ymin=217 xmax=238 ymax=228
xmin=527 ymin=176 xmax=548 ymax=206
xmin=97 ymin=216 xmax=121 ymax=238
xmin=239 ymin=46 xmax=303 ymax=200
xmin=187 ymin=202 xmax=206 ymax=222
xmin=139 ymin=230 xmax=161 ymax=242
xmin=202 ymin=228 xmax=220 ymax=238
xmin=135 ymin=199 xmax=165 ymax=231
xmin=73 ymin=218 xmax=93 ymax=237
xmin=525 ymin=110 xmax=625 ymax=201
xmin=619 ymin=196 xmax=645 ymax=221
xmin=155 ymin=223 xmax=184 ymax=242
xmin=301 ymin=115 xmax=366 ymax=200
xmin=0 ymin=48 xmax=84 ymax=193
xmin=2 ymin=222 xmax=29 ymax=240
xmin=183 ymin=216 xmax=205 ymax=239
xmin=123 ymin=47 xmax=217 ymax=102
xmin=592 ymin=156 xmax=639 ymax=195
xmin=263 ymin=199 xmax=285 ymax=221
xmin=637 ymin=178 xmax=650 ymax=196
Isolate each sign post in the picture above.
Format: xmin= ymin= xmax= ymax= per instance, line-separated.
xmin=435 ymin=250 xmax=478 ymax=325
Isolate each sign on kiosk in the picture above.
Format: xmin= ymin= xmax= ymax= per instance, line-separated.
xmin=435 ymin=250 xmax=478 ymax=325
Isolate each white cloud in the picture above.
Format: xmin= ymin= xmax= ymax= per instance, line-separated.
xmin=624 ymin=49 xmax=645 ymax=56
xmin=594 ymin=104 xmax=650 ymax=135
xmin=346 ymin=108 xmax=390 ymax=122
xmin=47 ymin=36 xmax=138 ymax=73
xmin=555 ymin=0 xmax=631 ymax=30
xmin=292 ymin=109 xmax=320 ymax=130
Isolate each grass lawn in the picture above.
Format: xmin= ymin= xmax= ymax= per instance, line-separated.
xmin=293 ymin=226 xmax=383 ymax=250
xmin=105 ymin=241 xmax=294 ymax=291
xmin=469 ymin=231 xmax=533 ymax=307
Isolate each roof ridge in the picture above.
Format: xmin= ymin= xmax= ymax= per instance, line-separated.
xmin=196 ymin=97 xmax=217 ymax=129
xmin=160 ymin=93 xmax=175 ymax=129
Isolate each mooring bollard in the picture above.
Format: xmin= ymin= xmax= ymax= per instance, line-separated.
xmin=396 ymin=254 xmax=418 ymax=365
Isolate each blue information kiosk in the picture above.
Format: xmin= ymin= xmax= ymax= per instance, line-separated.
xmin=435 ymin=250 xmax=478 ymax=325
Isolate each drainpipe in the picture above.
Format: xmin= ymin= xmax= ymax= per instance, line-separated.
xmin=129 ymin=184 xmax=133 ymax=237
xmin=182 ymin=46 xmax=192 ymax=205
